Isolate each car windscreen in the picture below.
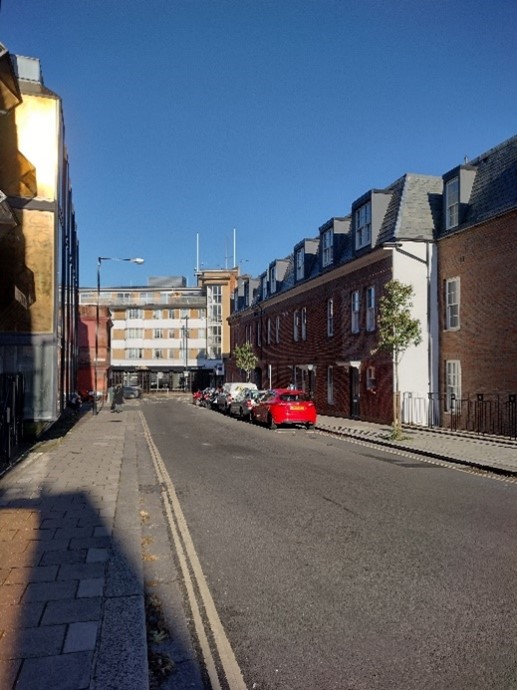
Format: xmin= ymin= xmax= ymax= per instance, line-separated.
xmin=279 ymin=393 xmax=311 ymax=402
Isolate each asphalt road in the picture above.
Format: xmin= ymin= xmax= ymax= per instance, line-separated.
xmin=142 ymin=398 xmax=517 ymax=690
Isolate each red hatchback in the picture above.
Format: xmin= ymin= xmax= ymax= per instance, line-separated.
xmin=251 ymin=389 xmax=317 ymax=429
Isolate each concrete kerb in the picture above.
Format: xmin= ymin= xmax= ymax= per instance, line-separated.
xmin=315 ymin=419 xmax=517 ymax=478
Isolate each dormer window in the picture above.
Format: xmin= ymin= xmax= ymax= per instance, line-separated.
xmin=355 ymin=202 xmax=371 ymax=250
xmin=322 ymin=228 xmax=333 ymax=267
xmin=445 ymin=177 xmax=459 ymax=230
xmin=296 ymin=247 xmax=304 ymax=280
xmin=269 ymin=265 xmax=276 ymax=293
xmin=261 ymin=275 xmax=267 ymax=300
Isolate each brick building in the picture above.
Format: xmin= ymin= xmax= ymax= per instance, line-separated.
xmin=228 ymin=135 xmax=517 ymax=432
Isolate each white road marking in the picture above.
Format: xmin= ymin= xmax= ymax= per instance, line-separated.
xmin=140 ymin=412 xmax=247 ymax=690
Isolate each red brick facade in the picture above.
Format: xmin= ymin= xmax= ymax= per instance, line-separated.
xmin=228 ymin=255 xmax=394 ymax=423
xmin=439 ymin=209 xmax=517 ymax=399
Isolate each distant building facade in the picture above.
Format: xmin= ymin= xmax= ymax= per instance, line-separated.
xmin=79 ymin=269 xmax=238 ymax=393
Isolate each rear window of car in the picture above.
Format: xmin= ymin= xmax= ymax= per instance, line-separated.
xmin=279 ymin=393 xmax=311 ymax=402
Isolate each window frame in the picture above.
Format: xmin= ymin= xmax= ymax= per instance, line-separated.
xmin=445 ymin=177 xmax=459 ymax=230
xmin=327 ymin=365 xmax=334 ymax=404
xmin=293 ymin=309 xmax=300 ymax=342
xmin=295 ymin=248 xmax=305 ymax=280
xmin=445 ymin=360 xmax=461 ymax=412
xmin=366 ymin=286 xmax=376 ymax=332
xmin=445 ymin=277 xmax=460 ymax=330
xmin=322 ymin=228 xmax=333 ymax=267
xmin=355 ymin=201 xmax=372 ymax=250
xmin=351 ymin=290 xmax=360 ymax=333
xmin=327 ymin=298 xmax=334 ymax=337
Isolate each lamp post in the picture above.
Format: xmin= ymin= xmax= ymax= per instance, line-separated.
xmin=94 ymin=256 xmax=144 ymax=415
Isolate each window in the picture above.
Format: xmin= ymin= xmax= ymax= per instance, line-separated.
xmin=168 ymin=309 xmax=176 ymax=319
xmin=366 ymin=286 xmax=375 ymax=332
xmin=127 ymin=348 xmax=143 ymax=359
xmin=261 ymin=275 xmax=268 ymax=300
xmin=301 ymin=307 xmax=307 ymax=341
xmin=293 ymin=310 xmax=300 ymax=341
xmin=351 ymin=291 xmax=360 ymax=333
xmin=296 ymin=248 xmax=304 ymax=280
xmin=322 ymin=228 xmax=333 ymax=267
xmin=154 ymin=329 xmax=164 ymax=339
xmin=153 ymin=310 xmax=163 ymax=319
xmin=126 ymin=328 xmax=143 ymax=339
xmin=270 ymin=266 xmax=276 ymax=293
xmin=275 ymin=315 xmax=280 ymax=344
xmin=327 ymin=366 xmax=334 ymax=404
xmin=327 ymin=298 xmax=334 ymax=337
xmin=208 ymin=325 xmax=221 ymax=358
xmin=445 ymin=360 xmax=461 ymax=411
xmin=267 ymin=317 xmax=272 ymax=345
xmin=445 ymin=277 xmax=460 ymax=330
xmin=445 ymin=177 xmax=459 ymax=230
xmin=257 ymin=320 xmax=262 ymax=347
xmin=355 ymin=202 xmax=372 ymax=250
xmin=153 ymin=349 xmax=164 ymax=359
xmin=366 ymin=366 xmax=376 ymax=391
xmin=127 ymin=308 xmax=143 ymax=319
xmin=160 ymin=292 xmax=169 ymax=304
xmin=117 ymin=292 xmax=131 ymax=304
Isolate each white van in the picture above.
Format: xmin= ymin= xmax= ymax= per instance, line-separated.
xmin=217 ymin=382 xmax=258 ymax=413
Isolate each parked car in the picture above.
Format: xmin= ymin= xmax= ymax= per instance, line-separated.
xmin=123 ymin=385 xmax=142 ymax=399
xmin=228 ymin=389 xmax=266 ymax=420
xmin=251 ymin=388 xmax=317 ymax=429
xmin=216 ymin=382 xmax=258 ymax=414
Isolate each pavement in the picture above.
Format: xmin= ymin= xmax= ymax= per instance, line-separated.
xmin=1 ymin=398 xmax=517 ymax=690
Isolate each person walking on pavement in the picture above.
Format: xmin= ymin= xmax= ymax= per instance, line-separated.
xmin=111 ymin=383 xmax=124 ymax=413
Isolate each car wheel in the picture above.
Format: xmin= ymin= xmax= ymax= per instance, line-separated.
xmin=306 ymin=422 xmax=315 ymax=430
xmin=268 ymin=414 xmax=277 ymax=430
xmin=239 ymin=407 xmax=244 ymax=419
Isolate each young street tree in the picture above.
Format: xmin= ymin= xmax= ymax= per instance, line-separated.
xmin=233 ymin=342 xmax=258 ymax=382
xmin=377 ymin=279 xmax=422 ymax=438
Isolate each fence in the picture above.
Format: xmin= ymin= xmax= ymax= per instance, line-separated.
xmin=402 ymin=392 xmax=517 ymax=439
xmin=0 ymin=373 xmax=25 ymax=471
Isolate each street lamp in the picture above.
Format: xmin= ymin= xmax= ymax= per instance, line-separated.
xmin=94 ymin=256 xmax=144 ymax=414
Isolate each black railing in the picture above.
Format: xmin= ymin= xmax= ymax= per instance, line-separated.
xmin=402 ymin=392 xmax=517 ymax=439
xmin=0 ymin=373 xmax=25 ymax=471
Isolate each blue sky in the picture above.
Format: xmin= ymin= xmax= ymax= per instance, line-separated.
xmin=1 ymin=0 xmax=516 ymax=287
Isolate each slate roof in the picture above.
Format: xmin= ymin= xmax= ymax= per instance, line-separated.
xmin=377 ymin=174 xmax=443 ymax=244
xmin=462 ymin=134 xmax=517 ymax=229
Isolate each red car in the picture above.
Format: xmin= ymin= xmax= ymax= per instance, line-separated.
xmin=251 ymin=388 xmax=317 ymax=429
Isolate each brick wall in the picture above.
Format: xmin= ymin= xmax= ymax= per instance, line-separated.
xmin=439 ymin=209 xmax=517 ymax=399
xmin=228 ymin=256 xmax=394 ymax=423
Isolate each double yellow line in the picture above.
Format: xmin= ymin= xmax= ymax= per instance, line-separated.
xmin=139 ymin=412 xmax=247 ymax=690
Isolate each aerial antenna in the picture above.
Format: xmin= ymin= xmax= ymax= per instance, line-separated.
xmin=233 ymin=227 xmax=237 ymax=269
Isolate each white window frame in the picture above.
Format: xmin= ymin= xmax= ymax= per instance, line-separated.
xmin=275 ymin=315 xmax=280 ymax=344
xmin=293 ymin=310 xmax=300 ymax=342
xmin=366 ymin=366 xmax=376 ymax=390
xmin=445 ymin=277 xmax=460 ymax=330
xmin=366 ymin=286 xmax=376 ymax=332
xmin=296 ymin=248 xmax=304 ymax=280
xmin=127 ymin=308 xmax=143 ymax=319
xmin=445 ymin=360 xmax=461 ymax=412
xmin=261 ymin=275 xmax=268 ymax=300
xmin=269 ymin=266 xmax=276 ymax=293
xmin=355 ymin=202 xmax=372 ymax=250
xmin=327 ymin=366 xmax=334 ymax=404
xmin=322 ymin=228 xmax=333 ymax=267
xmin=351 ymin=290 xmax=360 ymax=333
xmin=327 ymin=298 xmax=334 ymax=337
xmin=445 ymin=177 xmax=459 ymax=230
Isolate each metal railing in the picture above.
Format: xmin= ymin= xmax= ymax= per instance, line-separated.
xmin=402 ymin=392 xmax=517 ymax=439
xmin=0 ymin=373 xmax=25 ymax=471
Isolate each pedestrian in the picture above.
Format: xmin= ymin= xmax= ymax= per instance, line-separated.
xmin=111 ymin=384 xmax=124 ymax=413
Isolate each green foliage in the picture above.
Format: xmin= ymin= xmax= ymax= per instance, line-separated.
xmin=377 ymin=279 xmax=422 ymax=364
xmin=233 ymin=342 xmax=258 ymax=381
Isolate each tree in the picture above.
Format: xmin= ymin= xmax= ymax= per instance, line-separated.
xmin=233 ymin=342 xmax=258 ymax=382
xmin=377 ymin=279 xmax=422 ymax=438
